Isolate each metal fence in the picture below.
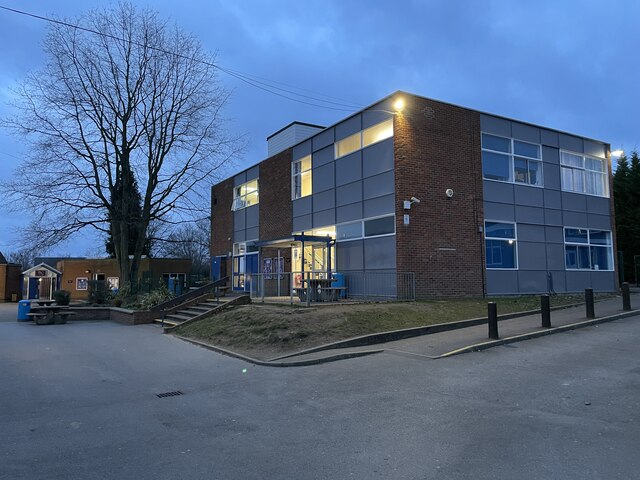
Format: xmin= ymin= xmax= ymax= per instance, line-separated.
xmin=249 ymin=271 xmax=415 ymax=304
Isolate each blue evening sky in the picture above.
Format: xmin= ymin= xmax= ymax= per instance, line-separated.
xmin=0 ymin=0 xmax=638 ymax=256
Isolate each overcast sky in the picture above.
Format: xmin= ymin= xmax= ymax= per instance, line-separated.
xmin=0 ymin=0 xmax=638 ymax=256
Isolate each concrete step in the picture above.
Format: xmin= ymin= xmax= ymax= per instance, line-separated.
xmin=154 ymin=318 xmax=179 ymax=327
xmin=165 ymin=313 xmax=193 ymax=322
xmin=180 ymin=309 xmax=206 ymax=317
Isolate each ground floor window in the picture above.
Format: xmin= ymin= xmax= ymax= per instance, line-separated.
xmin=564 ymin=228 xmax=613 ymax=271
xmin=485 ymin=221 xmax=517 ymax=269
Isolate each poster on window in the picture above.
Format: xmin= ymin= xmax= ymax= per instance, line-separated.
xmin=276 ymin=257 xmax=284 ymax=280
xmin=263 ymin=258 xmax=272 ymax=279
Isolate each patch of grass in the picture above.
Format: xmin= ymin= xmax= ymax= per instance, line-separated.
xmin=174 ymin=293 xmax=613 ymax=360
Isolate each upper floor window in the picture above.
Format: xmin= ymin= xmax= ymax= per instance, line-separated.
xmin=292 ymin=155 xmax=312 ymax=199
xmin=335 ymin=118 xmax=393 ymax=159
xmin=560 ymin=152 xmax=609 ymax=197
xmin=482 ymin=133 xmax=542 ymax=186
xmin=564 ymin=228 xmax=613 ymax=270
xmin=485 ymin=221 xmax=517 ymax=269
xmin=232 ymin=179 xmax=259 ymax=211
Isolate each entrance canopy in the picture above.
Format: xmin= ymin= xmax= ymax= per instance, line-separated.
xmin=254 ymin=234 xmax=334 ymax=249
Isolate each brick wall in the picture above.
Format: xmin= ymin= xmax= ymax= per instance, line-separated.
xmin=0 ymin=264 xmax=22 ymax=302
xmin=259 ymin=148 xmax=293 ymax=240
xmin=211 ymin=178 xmax=234 ymax=279
xmin=394 ymin=95 xmax=485 ymax=297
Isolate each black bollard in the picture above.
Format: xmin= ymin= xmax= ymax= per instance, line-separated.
xmin=488 ymin=302 xmax=499 ymax=339
xmin=622 ymin=282 xmax=631 ymax=311
xmin=541 ymin=295 xmax=551 ymax=328
xmin=585 ymin=288 xmax=595 ymax=319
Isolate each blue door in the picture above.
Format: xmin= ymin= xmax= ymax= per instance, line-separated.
xmin=245 ymin=254 xmax=259 ymax=293
xmin=28 ymin=278 xmax=39 ymax=299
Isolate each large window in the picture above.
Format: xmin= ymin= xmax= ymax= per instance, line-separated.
xmin=482 ymin=133 xmax=542 ymax=186
xmin=561 ymin=152 xmax=609 ymax=197
xmin=334 ymin=215 xmax=396 ymax=242
xmin=292 ymin=155 xmax=312 ymax=199
xmin=232 ymin=179 xmax=259 ymax=211
xmin=485 ymin=221 xmax=517 ymax=269
xmin=564 ymin=228 xmax=613 ymax=270
xmin=335 ymin=118 xmax=393 ymax=159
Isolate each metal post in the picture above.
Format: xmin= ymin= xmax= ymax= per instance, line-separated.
xmin=290 ymin=272 xmax=293 ymax=305
xmin=261 ymin=274 xmax=265 ymax=303
xmin=622 ymin=282 xmax=631 ymax=311
xmin=305 ymin=271 xmax=311 ymax=308
xmin=277 ymin=249 xmax=281 ymax=298
xmin=488 ymin=302 xmax=499 ymax=339
xmin=541 ymin=295 xmax=551 ymax=328
xmin=585 ymin=288 xmax=595 ymax=319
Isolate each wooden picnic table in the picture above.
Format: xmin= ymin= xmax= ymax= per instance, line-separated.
xmin=29 ymin=305 xmax=75 ymax=325
xmin=296 ymin=278 xmax=346 ymax=302
xmin=35 ymin=300 xmax=55 ymax=306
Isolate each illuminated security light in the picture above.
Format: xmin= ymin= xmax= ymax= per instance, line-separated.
xmin=393 ymin=98 xmax=405 ymax=111
xmin=611 ymin=149 xmax=624 ymax=157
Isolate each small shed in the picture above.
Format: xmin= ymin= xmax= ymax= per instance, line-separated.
xmin=22 ymin=263 xmax=62 ymax=300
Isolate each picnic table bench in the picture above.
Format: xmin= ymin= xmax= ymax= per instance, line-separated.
xmin=294 ymin=286 xmax=347 ymax=302
xmin=28 ymin=305 xmax=75 ymax=325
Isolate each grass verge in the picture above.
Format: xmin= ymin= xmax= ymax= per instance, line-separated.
xmin=173 ymin=294 xmax=610 ymax=361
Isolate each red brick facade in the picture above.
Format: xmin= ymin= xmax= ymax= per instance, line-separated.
xmin=259 ymin=148 xmax=293 ymax=240
xmin=210 ymin=178 xmax=235 ymax=278
xmin=394 ymin=95 xmax=485 ymax=297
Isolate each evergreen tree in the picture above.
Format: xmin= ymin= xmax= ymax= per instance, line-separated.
xmin=614 ymin=150 xmax=640 ymax=282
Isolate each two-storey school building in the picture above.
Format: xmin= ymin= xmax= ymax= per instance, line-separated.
xmin=210 ymin=91 xmax=617 ymax=298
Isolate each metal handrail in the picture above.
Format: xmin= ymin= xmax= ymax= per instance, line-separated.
xmin=150 ymin=276 xmax=229 ymax=312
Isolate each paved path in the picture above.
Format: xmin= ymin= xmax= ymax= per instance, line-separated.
xmin=1 ymin=314 xmax=640 ymax=479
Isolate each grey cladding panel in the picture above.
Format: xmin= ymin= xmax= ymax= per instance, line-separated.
xmin=563 ymin=211 xmax=588 ymax=227
xmin=586 ymin=196 xmax=610 ymax=215
xmin=484 ymin=202 xmax=515 ymax=222
xmin=337 ymin=202 xmax=363 ymax=223
xmin=362 ymin=139 xmax=394 ymax=178
xmin=364 ymin=194 xmax=395 ymax=218
xmin=514 ymin=185 xmax=543 ymax=207
xmin=541 ymin=129 xmax=559 ymax=147
xmin=562 ymin=192 xmax=587 ymax=212
xmin=234 ymin=171 xmax=247 ymax=187
xmin=486 ymin=270 xmax=519 ymax=295
xmin=335 ymin=114 xmax=362 ymax=141
xmin=543 ymin=190 xmax=561 ymax=209
xmin=583 ymin=140 xmax=606 ymax=159
xmin=312 ymin=128 xmax=334 ymax=152
xmin=518 ymin=242 xmax=547 ymax=270
xmin=292 ymin=196 xmax=312 ymax=217
xmin=363 ymin=171 xmax=394 ymax=200
xmin=546 ymin=244 xmax=565 ymax=270
xmin=591 ymin=271 xmax=616 ymax=292
xmin=364 ymin=236 xmax=396 ymax=269
xmin=480 ymin=115 xmax=510 ymax=137
xmin=246 ymin=166 xmax=259 ymax=181
xmin=517 ymin=271 xmax=548 ymax=293
xmin=545 ymin=226 xmax=564 ymax=244
xmin=313 ymin=189 xmax=335 ymax=212
xmin=559 ymin=134 xmax=583 ymax=153
xmin=566 ymin=271 xmax=592 ymax=292
xmin=234 ymin=230 xmax=246 ymax=242
xmin=234 ymin=209 xmax=246 ymax=230
xmin=313 ymin=208 xmax=335 ymax=228
xmin=517 ymin=224 xmax=546 ymax=242
xmin=515 ymin=205 xmax=544 ymax=224
xmin=245 ymin=205 xmax=259 ymax=228
xmin=313 ymin=163 xmax=335 ymax=193
xmin=293 ymin=140 xmax=312 ymax=160
xmin=549 ymin=271 xmax=567 ymax=293
xmin=362 ymin=106 xmax=393 ymax=129
xmin=336 ymin=181 xmax=363 ymax=206
xmin=335 ymin=151 xmax=362 ymax=186
xmin=544 ymin=209 xmax=563 ymax=226
xmin=337 ymin=240 xmax=364 ymax=270
xmin=587 ymin=214 xmax=612 ymax=230
xmin=483 ymin=180 xmax=514 ymax=204
xmin=313 ymin=145 xmax=334 ymax=168
xmin=292 ymin=214 xmax=312 ymax=232
xmin=245 ymin=227 xmax=259 ymax=241
xmin=511 ymin=122 xmax=540 ymax=144
xmin=543 ymin=163 xmax=561 ymax=190
xmin=542 ymin=146 xmax=560 ymax=165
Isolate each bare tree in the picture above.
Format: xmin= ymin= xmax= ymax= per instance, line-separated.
xmin=155 ymin=218 xmax=210 ymax=277
xmin=1 ymin=3 xmax=241 ymax=288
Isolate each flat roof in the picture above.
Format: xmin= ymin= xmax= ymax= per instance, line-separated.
xmin=266 ymin=121 xmax=326 ymax=141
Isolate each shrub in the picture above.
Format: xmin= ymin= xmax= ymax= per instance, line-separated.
xmin=138 ymin=283 xmax=174 ymax=310
xmin=52 ymin=290 xmax=71 ymax=305
xmin=88 ymin=280 xmax=108 ymax=305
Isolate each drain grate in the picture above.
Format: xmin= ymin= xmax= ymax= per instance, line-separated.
xmin=156 ymin=390 xmax=183 ymax=398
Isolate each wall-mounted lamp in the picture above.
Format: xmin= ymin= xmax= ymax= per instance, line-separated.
xmin=445 ymin=189 xmax=454 ymax=198
xmin=403 ymin=197 xmax=421 ymax=210
xmin=393 ymin=97 xmax=405 ymax=112
xmin=85 ymin=269 xmax=91 ymax=274
xmin=612 ymin=149 xmax=624 ymax=157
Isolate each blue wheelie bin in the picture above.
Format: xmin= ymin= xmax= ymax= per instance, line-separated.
xmin=17 ymin=300 xmax=31 ymax=321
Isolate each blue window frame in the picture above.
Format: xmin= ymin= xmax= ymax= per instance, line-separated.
xmin=564 ymin=228 xmax=613 ymax=271
xmin=485 ymin=221 xmax=517 ymax=269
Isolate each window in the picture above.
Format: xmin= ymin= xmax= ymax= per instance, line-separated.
xmin=292 ymin=155 xmax=312 ymax=199
xmin=485 ymin=221 xmax=517 ymax=269
xmin=561 ymin=152 xmax=609 ymax=197
xmin=335 ymin=119 xmax=393 ymax=159
xmin=364 ymin=215 xmax=395 ymax=236
xmin=76 ymin=277 xmax=88 ymax=291
xmin=564 ymin=228 xmax=613 ymax=270
xmin=336 ymin=221 xmax=362 ymax=241
xmin=107 ymin=277 xmax=119 ymax=290
xmin=482 ymin=134 xmax=542 ymax=186
xmin=232 ymin=179 xmax=259 ymax=211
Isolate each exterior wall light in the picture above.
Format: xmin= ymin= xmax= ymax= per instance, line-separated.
xmin=611 ymin=149 xmax=624 ymax=157
xmin=393 ymin=98 xmax=405 ymax=111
